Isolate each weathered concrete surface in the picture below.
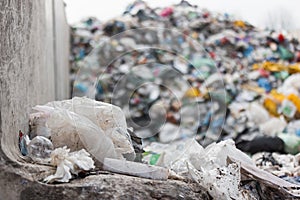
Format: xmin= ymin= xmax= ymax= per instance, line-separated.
xmin=0 ymin=0 xmax=70 ymax=163
xmin=53 ymin=0 xmax=70 ymax=100
xmin=0 ymin=0 xmax=68 ymax=199
xmin=19 ymin=174 xmax=210 ymax=200
xmin=1 ymin=0 xmax=52 ymax=163
xmin=0 ymin=1 xmax=209 ymax=199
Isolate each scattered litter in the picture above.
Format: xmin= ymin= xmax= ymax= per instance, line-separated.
xmin=44 ymin=147 xmax=95 ymax=183
xmin=103 ymin=157 xmax=169 ymax=180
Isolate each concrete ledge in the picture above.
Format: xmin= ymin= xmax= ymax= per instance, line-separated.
xmin=19 ymin=173 xmax=210 ymax=200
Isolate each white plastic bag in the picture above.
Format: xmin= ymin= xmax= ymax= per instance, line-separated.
xmin=33 ymin=105 xmax=121 ymax=162
xmin=44 ymin=97 xmax=135 ymax=158
xmin=188 ymin=140 xmax=253 ymax=200
xmin=145 ymin=139 xmax=253 ymax=199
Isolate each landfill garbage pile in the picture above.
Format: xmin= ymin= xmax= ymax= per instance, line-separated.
xmin=70 ymin=0 xmax=300 ymax=148
xmin=69 ymin=17 xmax=103 ymax=95
xmin=70 ymin=17 xmax=102 ymax=64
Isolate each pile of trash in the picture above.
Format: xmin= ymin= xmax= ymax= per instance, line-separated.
xmin=71 ymin=0 xmax=300 ymax=150
xmin=20 ymin=0 xmax=300 ymax=198
xmin=19 ymin=97 xmax=300 ymax=198
xmin=24 ymin=97 xmax=136 ymax=182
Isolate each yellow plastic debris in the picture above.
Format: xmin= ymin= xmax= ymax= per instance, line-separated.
xmin=234 ymin=20 xmax=246 ymax=28
xmin=252 ymin=61 xmax=286 ymax=72
xmin=241 ymin=84 xmax=265 ymax=95
xmin=191 ymin=31 xmax=198 ymax=39
xmin=252 ymin=61 xmax=300 ymax=74
xmin=288 ymin=63 xmax=300 ymax=74
xmin=263 ymin=98 xmax=279 ymax=117
xmin=287 ymin=94 xmax=300 ymax=112
xmin=184 ymin=87 xmax=201 ymax=98
xmin=270 ymin=90 xmax=285 ymax=103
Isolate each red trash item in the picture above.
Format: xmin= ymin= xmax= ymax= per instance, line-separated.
xmin=160 ymin=7 xmax=173 ymax=17
xmin=258 ymin=68 xmax=270 ymax=78
xmin=278 ymin=33 xmax=285 ymax=43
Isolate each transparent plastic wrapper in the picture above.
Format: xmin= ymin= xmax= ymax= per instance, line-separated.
xmin=44 ymin=97 xmax=135 ymax=159
xmin=190 ymin=139 xmax=255 ymax=170
xmin=44 ymin=146 xmax=95 ymax=183
xmin=27 ymin=136 xmax=54 ymax=163
xmin=32 ymin=105 xmax=121 ymax=163
xmin=143 ymin=139 xmax=203 ymax=173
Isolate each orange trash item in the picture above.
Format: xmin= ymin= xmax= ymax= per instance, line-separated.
xmin=263 ymin=98 xmax=279 ymax=116
xmin=287 ymin=94 xmax=300 ymax=112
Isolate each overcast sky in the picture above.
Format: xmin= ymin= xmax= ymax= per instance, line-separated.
xmin=64 ymin=0 xmax=300 ymax=30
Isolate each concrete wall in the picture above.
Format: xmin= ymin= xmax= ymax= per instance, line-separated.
xmin=54 ymin=0 xmax=70 ymax=100
xmin=0 ymin=0 xmax=69 ymax=198
xmin=0 ymin=0 xmax=69 ymax=160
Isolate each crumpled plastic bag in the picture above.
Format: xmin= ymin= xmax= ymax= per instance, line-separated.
xmin=145 ymin=139 xmax=253 ymax=199
xmin=32 ymin=105 xmax=121 ymax=163
xmin=143 ymin=139 xmax=203 ymax=173
xmin=44 ymin=97 xmax=135 ymax=158
xmin=44 ymin=146 xmax=95 ymax=183
xmin=188 ymin=140 xmax=254 ymax=199
xmin=31 ymin=97 xmax=135 ymax=162
xmin=191 ymin=139 xmax=255 ymax=169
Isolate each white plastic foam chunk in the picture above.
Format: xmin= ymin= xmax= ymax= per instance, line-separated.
xmin=103 ymin=158 xmax=169 ymax=180
xmin=44 ymin=147 xmax=95 ymax=183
